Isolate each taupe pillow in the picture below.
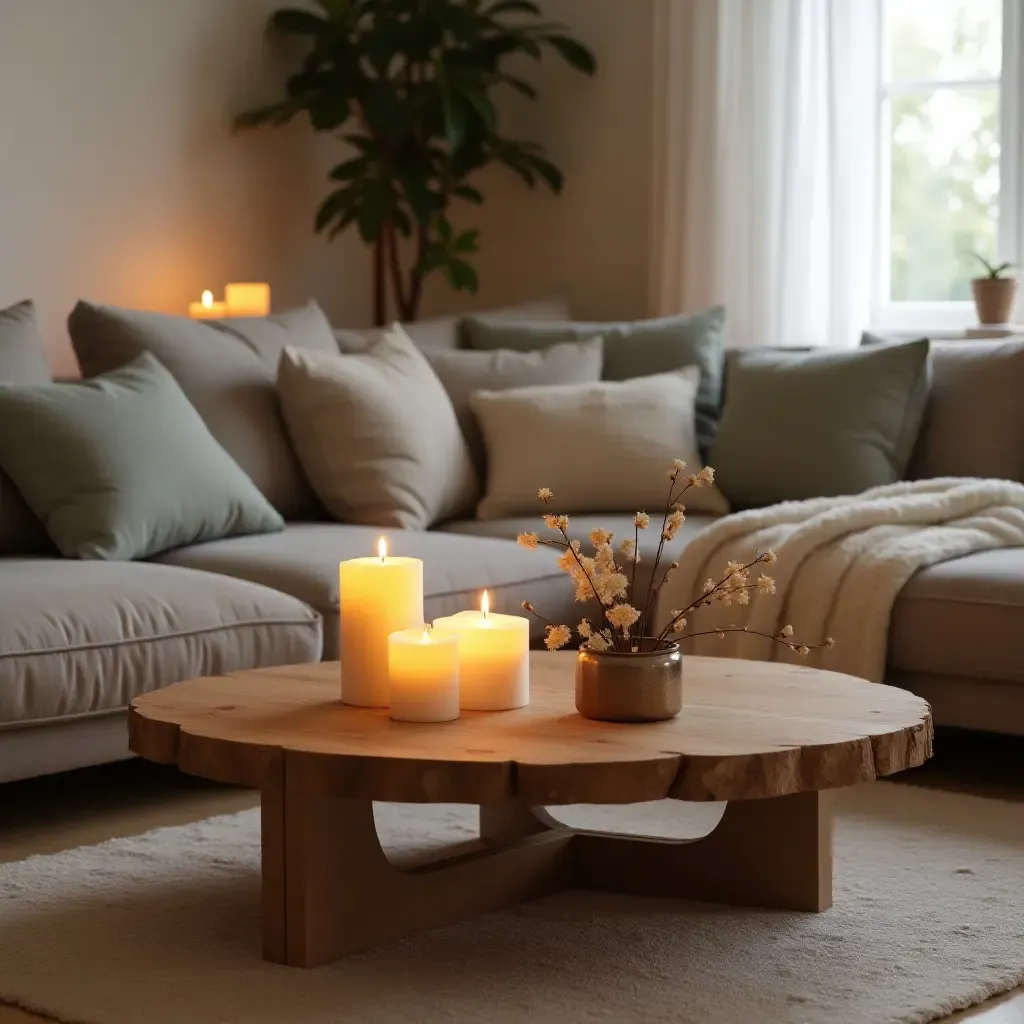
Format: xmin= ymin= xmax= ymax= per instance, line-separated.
xmin=470 ymin=368 xmax=729 ymax=520
xmin=0 ymin=354 xmax=284 ymax=560
xmin=0 ymin=300 xmax=54 ymax=556
xmin=425 ymin=339 xmax=603 ymax=477
xmin=462 ymin=306 xmax=727 ymax=455
xmin=278 ymin=325 xmax=478 ymax=529
xmin=711 ymin=340 xmax=931 ymax=508
xmin=68 ymin=300 xmax=339 ymax=519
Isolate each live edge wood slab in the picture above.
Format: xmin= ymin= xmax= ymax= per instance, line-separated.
xmin=129 ymin=652 xmax=932 ymax=968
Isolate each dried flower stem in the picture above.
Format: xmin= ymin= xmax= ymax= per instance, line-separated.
xmin=541 ymin=495 xmax=612 ymax=611
xmin=640 ymin=478 xmax=692 ymax=637
xmin=669 ymin=625 xmax=832 ymax=655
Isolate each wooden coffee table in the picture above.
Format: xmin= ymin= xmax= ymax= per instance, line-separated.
xmin=129 ymin=653 xmax=932 ymax=968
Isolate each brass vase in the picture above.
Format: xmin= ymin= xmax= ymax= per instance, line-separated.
xmin=575 ymin=642 xmax=682 ymax=722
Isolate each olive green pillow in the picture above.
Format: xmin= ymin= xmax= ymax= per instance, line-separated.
xmin=711 ymin=339 xmax=931 ymax=508
xmin=0 ymin=353 xmax=284 ymax=560
xmin=461 ymin=306 xmax=726 ymax=455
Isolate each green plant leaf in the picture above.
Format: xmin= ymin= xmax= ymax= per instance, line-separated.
xmin=521 ymin=152 xmax=564 ymax=192
xmin=329 ymin=156 xmax=369 ymax=181
xmin=234 ymin=101 xmax=301 ymax=130
xmin=497 ymin=74 xmax=538 ymax=99
xmin=457 ymin=86 xmax=497 ymax=132
xmin=485 ymin=0 xmax=543 ymax=17
xmin=453 ymin=184 xmax=485 ymax=204
xmin=315 ymin=187 xmax=358 ymax=233
xmin=455 ymin=229 xmax=481 ymax=253
xmin=271 ymin=8 xmax=330 ymax=35
xmin=542 ymin=34 xmax=597 ymax=73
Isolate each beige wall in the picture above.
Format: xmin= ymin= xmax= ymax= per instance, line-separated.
xmin=0 ymin=0 xmax=370 ymax=376
xmin=0 ymin=0 xmax=652 ymax=376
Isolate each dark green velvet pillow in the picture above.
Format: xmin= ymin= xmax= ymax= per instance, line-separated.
xmin=710 ymin=340 xmax=931 ymax=508
xmin=0 ymin=353 xmax=284 ymax=559
xmin=461 ymin=307 xmax=726 ymax=455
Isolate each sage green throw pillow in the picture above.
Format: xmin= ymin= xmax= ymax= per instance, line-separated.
xmin=0 ymin=354 xmax=284 ymax=560
xmin=462 ymin=306 xmax=726 ymax=454
xmin=710 ymin=340 xmax=931 ymax=508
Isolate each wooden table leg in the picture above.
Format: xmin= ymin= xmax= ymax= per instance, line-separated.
xmin=574 ymin=790 xmax=833 ymax=912
xmin=260 ymin=789 xmax=574 ymax=968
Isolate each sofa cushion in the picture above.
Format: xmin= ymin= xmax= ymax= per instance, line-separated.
xmin=155 ymin=523 xmax=572 ymax=657
xmin=890 ymin=548 xmax=1024 ymax=684
xmin=68 ymin=300 xmax=339 ymax=520
xmin=0 ymin=560 xmax=321 ymax=727
xmin=0 ymin=300 xmax=53 ymax=556
xmin=278 ymin=326 xmax=478 ymax=528
xmin=334 ymin=295 xmax=573 ymax=354
xmin=439 ymin=512 xmax=721 ymax=628
xmin=0 ymin=354 xmax=285 ymax=560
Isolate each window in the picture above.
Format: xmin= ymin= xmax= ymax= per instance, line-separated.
xmin=876 ymin=0 xmax=1015 ymax=330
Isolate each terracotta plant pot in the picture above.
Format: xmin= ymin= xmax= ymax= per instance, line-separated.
xmin=575 ymin=642 xmax=682 ymax=722
xmin=971 ymin=277 xmax=1018 ymax=325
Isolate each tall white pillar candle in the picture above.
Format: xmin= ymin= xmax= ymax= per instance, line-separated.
xmin=339 ymin=538 xmax=423 ymax=707
xmin=432 ymin=592 xmax=530 ymax=711
xmin=388 ymin=627 xmax=460 ymax=723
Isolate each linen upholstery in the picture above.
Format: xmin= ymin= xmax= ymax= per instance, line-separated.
xmin=462 ymin=306 xmax=726 ymax=454
xmin=425 ymin=339 xmax=603 ymax=478
xmin=68 ymin=300 xmax=338 ymax=519
xmin=711 ymin=340 xmax=931 ymax=507
xmin=471 ymin=369 xmax=729 ymax=519
xmin=156 ymin=523 xmax=575 ymax=657
xmin=0 ymin=560 xmax=321 ymax=726
xmin=278 ymin=327 xmax=478 ymax=529
xmin=0 ymin=355 xmax=284 ymax=560
xmin=0 ymin=300 xmax=53 ymax=556
xmin=334 ymin=295 xmax=573 ymax=354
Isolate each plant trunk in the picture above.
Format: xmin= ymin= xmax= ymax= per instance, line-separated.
xmin=373 ymin=239 xmax=387 ymax=327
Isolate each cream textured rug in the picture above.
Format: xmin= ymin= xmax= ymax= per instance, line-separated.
xmin=2 ymin=783 xmax=1023 ymax=1024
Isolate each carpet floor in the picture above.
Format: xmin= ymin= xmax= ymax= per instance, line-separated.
xmin=1 ymin=782 xmax=1023 ymax=1024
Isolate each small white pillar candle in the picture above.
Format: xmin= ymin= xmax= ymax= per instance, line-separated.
xmin=433 ymin=591 xmax=530 ymax=711
xmin=188 ymin=289 xmax=227 ymax=320
xmin=339 ymin=538 xmax=423 ymax=707
xmin=388 ymin=627 xmax=460 ymax=723
xmin=225 ymin=281 xmax=271 ymax=318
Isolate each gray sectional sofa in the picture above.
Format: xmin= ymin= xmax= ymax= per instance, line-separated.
xmin=2 ymin=300 xmax=1024 ymax=784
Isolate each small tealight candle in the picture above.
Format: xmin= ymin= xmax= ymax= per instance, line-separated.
xmin=188 ymin=289 xmax=227 ymax=320
xmin=433 ymin=592 xmax=530 ymax=711
xmin=388 ymin=627 xmax=460 ymax=723
xmin=339 ymin=538 xmax=424 ymax=707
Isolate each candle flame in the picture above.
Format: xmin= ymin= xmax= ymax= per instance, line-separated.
xmin=377 ymin=537 xmax=387 ymax=563
xmin=421 ymin=628 xmax=431 ymax=643
xmin=201 ymin=290 xmax=214 ymax=309
xmin=481 ymin=590 xmax=490 ymax=619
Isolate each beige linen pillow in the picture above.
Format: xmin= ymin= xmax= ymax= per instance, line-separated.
xmin=278 ymin=325 xmax=478 ymax=529
xmin=471 ymin=368 xmax=729 ymax=520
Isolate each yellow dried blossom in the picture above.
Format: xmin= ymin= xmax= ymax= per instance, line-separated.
xmin=725 ymin=560 xmax=745 ymax=576
xmin=780 ymin=624 xmax=794 ymax=638
xmin=762 ymin=549 xmax=778 ymax=564
xmin=587 ymin=632 xmax=612 ymax=652
xmin=634 ymin=512 xmax=650 ymax=529
xmin=543 ymin=514 xmax=559 ymax=530
xmin=703 ymin=578 xmax=717 ymax=594
xmin=557 ymin=548 xmax=576 ymax=572
xmin=595 ymin=544 xmax=617 ymax=573
xmin=589 ymin=527 xmax=614 ymax=548
xmin=596 ymin=572 xmax=629 ymax=603
xmin=757 ymin=574 xmax=776 ymax=595
xmin=606 ymin=603 xmax=641 ymax=631
xmin=673 ymin=458 xmax=688 ymax=473
xmin=672 ymin=615 xmax=687 ymax=631
xmin=537 ymin=488 xmax=554 ymax=501
xmin=695 ymin=466 xmax=715 ymax=487
xmin=663 ymin=509 xmax=686 ymax=540
xmin=555 ymin=514 xmax=570 ymax=531
xmin=578 ymin=618 xmax=594 ymax=638
xmin=825 ymin=637 xmax=836 ymax=648
xmin=796 ymin=645 xmax=811 ymax=656
xmin=544 ymin=624 xmax=573 ymax=651
xmin=517 ymin=532 xmax=539 ymax=551
xmin=620 ymin=538 xmax=637 ymax=560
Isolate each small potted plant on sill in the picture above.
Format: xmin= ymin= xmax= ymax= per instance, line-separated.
xmin=517 ymin=461 xmax=833 ymax=722
xmin=969 ymin=253 xmax=1018 ymax=326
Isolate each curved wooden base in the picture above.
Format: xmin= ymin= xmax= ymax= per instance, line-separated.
xmin=262 ymin=777 xmax=833 ymax=968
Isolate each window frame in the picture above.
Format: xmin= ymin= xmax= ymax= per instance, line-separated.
xmin=872 ymin=0 xmax=1019 ymax=332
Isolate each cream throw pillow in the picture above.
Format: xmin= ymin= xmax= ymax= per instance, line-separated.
xmin=277 ymin=325 xmax=478 ymax=529
xmin=471 ymin=368 xmax=729 ymax=519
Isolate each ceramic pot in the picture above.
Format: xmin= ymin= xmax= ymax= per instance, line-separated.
xmin=971 ymin=277 xmax=1018 ymax=325
xmin=575 ymin=642 xmax=682 ymax=722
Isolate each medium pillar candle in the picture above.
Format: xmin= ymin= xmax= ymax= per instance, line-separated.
xmin=339 ymin=538 xmax=423 ymax=707
xmin=433 ymin=592 xmax=530 ymax=711
xmin=388 ymin=628 xmax=460 ymax=722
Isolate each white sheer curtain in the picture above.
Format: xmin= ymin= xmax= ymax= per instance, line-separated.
xmin=650 ymin=0 xmax=880 ymax=348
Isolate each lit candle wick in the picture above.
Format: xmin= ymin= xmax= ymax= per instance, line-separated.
xmin=201 ymin=290 xmax=213 ymax=309
xmin=378 ymin=537 xmax=387 ymax=563
xmin=481 ymin=590 xmax=490 ymax=620
xmin=421 ymin=628 xmax=431 ymax=643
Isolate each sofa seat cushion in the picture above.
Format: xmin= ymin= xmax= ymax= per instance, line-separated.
xmin=439 ymin=513 xmax=721 ymax=629
xmin=156 ymin=524 xmax=570 ymax=657
xmin=0 ymin=560 xmax=322 ymax=728
xmin=890 ymin=549 xmax=1024 ymax=684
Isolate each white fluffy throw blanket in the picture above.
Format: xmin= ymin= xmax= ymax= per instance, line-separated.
xmin=657 ymin=478 xmax=1024 ymax=682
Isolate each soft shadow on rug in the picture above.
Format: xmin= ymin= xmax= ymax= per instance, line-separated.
xmin=1 ymin=784 xmax=1023 ymax=1024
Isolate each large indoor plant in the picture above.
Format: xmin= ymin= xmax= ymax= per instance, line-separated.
xmin=236 ymin=0 xmax=596 ymax=326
